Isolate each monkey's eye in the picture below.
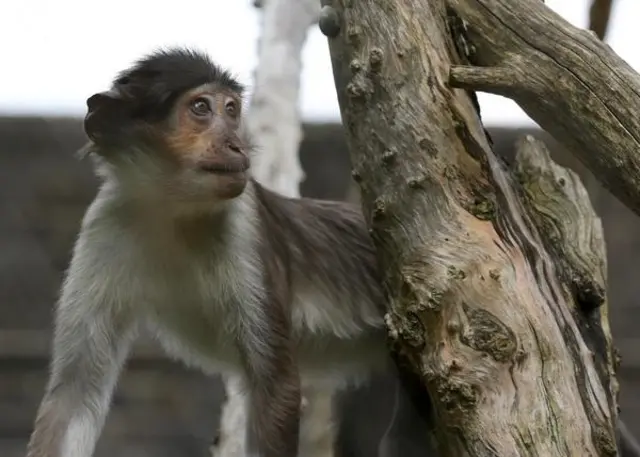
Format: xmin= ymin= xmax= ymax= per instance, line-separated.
xmin=190 ymin=97 xmax=212 ymax=117
xmin=225 ymin=99 xmax=239 ymax=118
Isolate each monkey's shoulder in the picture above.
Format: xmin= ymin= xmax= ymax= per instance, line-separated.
xmin=252 ymin=183 xmax=370 ymax=249
xmin=248 ymin=185 xmax=386 ymax=341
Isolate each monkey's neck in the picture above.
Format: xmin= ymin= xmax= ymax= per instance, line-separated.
xmin=101 ymin=177 xmax=258 ymax=249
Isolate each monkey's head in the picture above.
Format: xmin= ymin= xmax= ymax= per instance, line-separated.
xmin=83 ymin=48 xmax=251 ymax=203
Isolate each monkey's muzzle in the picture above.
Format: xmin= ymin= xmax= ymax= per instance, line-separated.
xmin=197 ymin=157 xmax=249 ymax=175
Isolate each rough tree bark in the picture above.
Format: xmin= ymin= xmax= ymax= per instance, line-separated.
xmin=512 ymin=135 xmax=618 ymax=424
xmin=513 ymin=136 xmax=640 ymax=457
xmin=320 ymin=0 xmax=622 ymax=455
xmin=211 ymin=1 xmax=337 ymax=457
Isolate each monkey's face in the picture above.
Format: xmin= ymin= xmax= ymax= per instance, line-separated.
xmin=84 ymin=83 xmax=251 ymax=204
xmin=84 ymin=49 xmax=252 ymax=207
xmin=160 ymin=84 xmax=250 ymax=201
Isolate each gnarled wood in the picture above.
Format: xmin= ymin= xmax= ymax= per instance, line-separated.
xmin=514 ymin=136 xmax=608 ymax=314
xmin=322 ymin=0 xmax=617 ymax=456
xmin=512 ymin=134 xmax=618 ymax=423
xmin=446 ymin=0 xmax=640 ymax=217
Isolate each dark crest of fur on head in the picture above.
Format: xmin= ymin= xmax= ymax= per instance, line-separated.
xmin=113 ymin=47 xmax=245 ymax=121
xmin=77 ymin=47 xmax=248 ymax=159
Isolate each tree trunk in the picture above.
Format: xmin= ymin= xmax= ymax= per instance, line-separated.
xmin=320 ymin=0 xmax=620 ymax=455
xmin=212 ymin=1 xmax=338 ymax=457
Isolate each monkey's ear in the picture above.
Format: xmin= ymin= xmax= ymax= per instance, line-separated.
xmin=83 ymin=89 xmax=130 ymax=143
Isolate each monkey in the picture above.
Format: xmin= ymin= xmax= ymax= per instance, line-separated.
xmin=25 ymin=47 xmax=390 ymax=457
xmin=24 ymin=47 xmax=640 ymax=457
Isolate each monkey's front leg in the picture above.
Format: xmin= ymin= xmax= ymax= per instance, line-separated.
xmin=26 ymin=290 xmax=135 ymax=457
xmin=240 ymin=302 xmax=301 ymax=457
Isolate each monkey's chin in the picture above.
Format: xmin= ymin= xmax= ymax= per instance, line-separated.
xmin=212 ymin=173 xmax=248 ymax=200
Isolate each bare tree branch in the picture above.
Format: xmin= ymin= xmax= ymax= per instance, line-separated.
xmin=447 ymin=0 xmax=640 ymax=218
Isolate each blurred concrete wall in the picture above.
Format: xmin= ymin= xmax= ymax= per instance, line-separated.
xmin=0 ymin=117 xmax=638 ymax=456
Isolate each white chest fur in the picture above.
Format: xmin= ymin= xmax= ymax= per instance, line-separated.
xmin=74 ymin=187 xmax=264 ymax=375
xmin=140 ymin=245 xmax=252 ymax=374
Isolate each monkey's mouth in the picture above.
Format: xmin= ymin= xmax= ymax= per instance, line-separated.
xmin=197 ymin=161 xmax=249 ymax=175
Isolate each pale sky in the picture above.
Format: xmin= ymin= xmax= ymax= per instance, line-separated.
xmin=0 ymin=0 xmax=637 ymax=126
